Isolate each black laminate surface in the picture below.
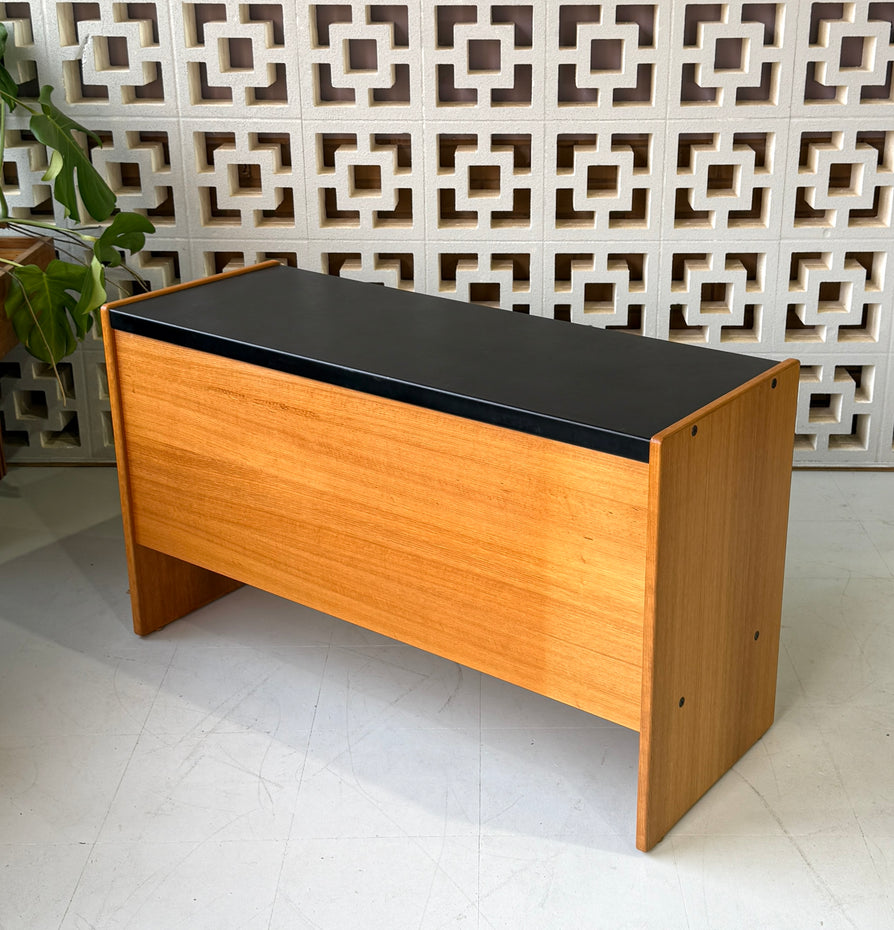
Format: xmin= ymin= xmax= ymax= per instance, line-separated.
xmin=108 ymin=264 xmax=778 ymax=462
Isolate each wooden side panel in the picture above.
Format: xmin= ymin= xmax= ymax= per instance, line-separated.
xmin=111 ymin=330 xmax=650 ymax=729
xmin=637 ymin=359 xmax=799 ymax=851
xmin=121 ymin=542 xmax=243 ymax=636
xmin=102 ymin=313 xmax=242 ymax=635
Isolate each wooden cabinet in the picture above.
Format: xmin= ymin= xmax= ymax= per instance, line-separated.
xmin=102 ymin=261 xmax=798 ymax=851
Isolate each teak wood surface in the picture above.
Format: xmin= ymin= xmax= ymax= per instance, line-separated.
xmin=101 ymin=266 xmax=798 ymax=852
xmin=102 ymin=319 xmax=243 ymax=628
xmin=637 ymin=359 xmax=799 ymax=850
xmin=104 ymin=326 xmax=649 ymax=730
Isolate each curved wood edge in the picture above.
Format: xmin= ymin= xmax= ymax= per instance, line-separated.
xmin=636 ymin=358 xmax=800 ymax=851
xmin=103 ymin=260 xmax=282 ymax=313
xmin=101 ymin=309 xmax=242 ymax=635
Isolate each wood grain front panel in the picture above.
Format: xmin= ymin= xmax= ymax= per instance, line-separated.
xmin=111 ymin=330 xmax=649 ymax=729
xmin=636 ymin=359 xmax=799 ymax=851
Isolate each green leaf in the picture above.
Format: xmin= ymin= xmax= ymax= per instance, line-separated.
xmin=42 ymin=148 xmax=64 ymax=182
xmin=28 ymin=85 xmax=116 ymax=223
xmin=73 ymin=256 xmax=107 ymax=333
xmin=94 ymin=212 xmax=155 ymax=268
xmin=3 ymin=260 xmax=95 ymax=364
xmin=0 ymin=25 xmax=21 ymax=109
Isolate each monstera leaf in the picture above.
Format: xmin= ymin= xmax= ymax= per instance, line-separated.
xmin=3 ymin=259 xmax=101 ymax=364
xmin=29 ymin=86 xmax=116 ymax=222
xmin=0 ymin=64 xmax=155 ymax=365
xmin=93 ymin=212 xmax=156 ymax=267
xmin=0 ymin=24 xmax=20 ymax=107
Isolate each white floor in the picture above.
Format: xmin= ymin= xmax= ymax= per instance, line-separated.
xmin=0 ymin=465 xmax=892 ymax=930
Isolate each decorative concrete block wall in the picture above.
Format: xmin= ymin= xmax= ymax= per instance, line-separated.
xmin=1 ymin=1 xmax=893 ymax=465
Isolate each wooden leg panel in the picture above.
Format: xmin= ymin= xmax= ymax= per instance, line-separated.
xmin=127 ymin=542 xmax=241 ymax=636
xmin=636 ymin=360 xmax=799 ymax=851
xmin=102 ymin=310 xmax=242 ymax=635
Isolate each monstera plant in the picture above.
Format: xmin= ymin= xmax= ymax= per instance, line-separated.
xmin=0 ymin=22 xmax=154 ymax=369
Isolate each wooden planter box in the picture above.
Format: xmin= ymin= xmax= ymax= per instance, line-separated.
xmin=0 ymin=236 xmax=55 ymax=477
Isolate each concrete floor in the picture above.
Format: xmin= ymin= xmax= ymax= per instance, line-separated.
xmin=1 ymin=465 xmax=892 ymax=929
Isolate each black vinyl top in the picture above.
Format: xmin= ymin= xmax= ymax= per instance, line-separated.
xmin=108 ymin=263 xmax=777 ymax=462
